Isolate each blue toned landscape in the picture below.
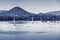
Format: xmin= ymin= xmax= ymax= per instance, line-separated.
xmin=0 ymin=7 xmax=60 ymax=40
xmin=0 ymin=0 xmax=60 ymax=40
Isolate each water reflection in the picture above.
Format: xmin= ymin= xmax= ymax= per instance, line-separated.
xmin=0 ymin=21 xmax=60 ymax=40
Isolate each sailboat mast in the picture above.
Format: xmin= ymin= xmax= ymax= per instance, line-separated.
xmin=32 ymin=16 xmax=33 ymax=21
xmin=32 ymin=16 xmax=34 ymax=24
xmin=3 ymin=15 xmax=6 ymax=27
xmin=13 ymin=14 xmax=15 ymax=26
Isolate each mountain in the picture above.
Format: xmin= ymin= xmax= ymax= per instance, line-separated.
xmin=0 ymin=10 xmax=7 ymax=15
xmin=0 ymin=7 xmax=36 ymax=21
xmin=38 ymin=11 xmax=60 ymax=16
xmin=46 ymin=11 xmax=60 ymax=15
xmin=6 ymin=7 xmax=35 ymax=16
xmin=38 ymin=11 xmax=60 ymax=21
xmin=0 ymin=11 xmax=2 ymax=13
xmin=0 ymin=7 xmax=60 ymax=21
xmin=0 ymin=10 xmax=5 ymax=13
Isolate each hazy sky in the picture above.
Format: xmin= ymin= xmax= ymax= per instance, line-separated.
xmin=0 ymin=0 xmax=60 ymax=13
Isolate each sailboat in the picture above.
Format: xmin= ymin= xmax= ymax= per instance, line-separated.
xmin=13 ymin=14 xmax=16 ymax=26
xmin=32 ymin=16 xmax=34 ymax=24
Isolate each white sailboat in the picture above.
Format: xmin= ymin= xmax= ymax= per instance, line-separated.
xmin=13 ymin=14 xmax=18 ymax=26
xmin=13 ymin=14 xmax=16 ymax=26
xmin=32 ymin=16 xmax=34 ymax=24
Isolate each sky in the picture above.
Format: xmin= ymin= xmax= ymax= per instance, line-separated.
xmin=0 ymin=0 xmax=60 ymax=14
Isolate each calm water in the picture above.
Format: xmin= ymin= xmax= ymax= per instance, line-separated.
xmin=0 ymin=32 xmax=60 ymax=40
xmin=0 ymin=21 xmax=60 ymax=40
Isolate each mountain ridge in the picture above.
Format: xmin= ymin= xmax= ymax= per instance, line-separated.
xmin=0 ymin=6 xmax=60 ymax=21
